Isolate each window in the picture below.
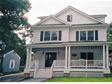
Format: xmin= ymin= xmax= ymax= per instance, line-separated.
xmin=76 ymin=30 xmax=98 ymax=41
xmin=88 ymin=31 xmax=94 ymax=40
xmin=76 ymin=31 xmax=79 ymax=41
xmin=80 ymin=52 xmax=93 ymax=60
xmin=52 ymin=31 xmax=57 ymax=40
xmin=80 ymin=53 xmax=87 ymax=60
xmin=40 ymin=31 xmax=43 ymax=41
xmin=59 ymin=31 xmax=62 ymax=40
xmin=44 ymin=31 xmax=50 ymax=41
xmin=95 ymin=30 xmax=98 ymax=40
xmin=67 ymin=15 xmax=72 ymax=22
xmin=9 ymin=60 xmax=15 ymax=69
xmin=40 ymin=31 xmax=62 ymax=41
xmin=80 ymin=31 xmax=86 ymax=41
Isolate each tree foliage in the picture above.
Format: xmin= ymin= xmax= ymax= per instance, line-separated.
xmin=107 ymin=23 xmax=112 ymax=53
xmin=0 ymin=0 xmax=31 ymax=65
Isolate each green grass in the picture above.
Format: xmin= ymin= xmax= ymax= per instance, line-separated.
xmin=44 ymin=77 xmax=112 ymax=82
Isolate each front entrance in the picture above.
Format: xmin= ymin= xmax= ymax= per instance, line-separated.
xmin=45 ymin=52 xmax=56 ymax=67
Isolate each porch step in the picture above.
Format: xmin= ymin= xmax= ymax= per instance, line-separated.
xmin=34 ymin=69 xmax=52 ymax=78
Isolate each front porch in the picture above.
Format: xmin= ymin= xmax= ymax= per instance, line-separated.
xmin=24 ymin=42 xmax=110 ymax=78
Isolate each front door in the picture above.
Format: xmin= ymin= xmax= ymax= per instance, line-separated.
xmin=45 ymin=53 xmax=56 ymax=67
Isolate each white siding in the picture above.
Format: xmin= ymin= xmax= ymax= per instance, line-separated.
xmin=32 ymin=27 xmax=69 ymax=43
xmin=33 ymin=27 xmax=107 ymax=43
xmin=56 ymin=9 xmax=97 ymax=24
xmin=69 ymin=27 xmax=107 ymax=41
xmin=41 ymin=18 xmax=62 ymax=24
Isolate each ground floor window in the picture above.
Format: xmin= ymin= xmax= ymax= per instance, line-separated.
xmin=80 ymin=52 xmax=93 ymax=60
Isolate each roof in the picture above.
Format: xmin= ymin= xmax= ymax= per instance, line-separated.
xmin=34 ymin=6 xmax=107 ymax=26
xmin=3 ymin=50 xmax=21 ymax=59
xmin=90 ymin=14 xmax=107 ymax=18
xmin=38 ymin=14 xmax=107 ymax=20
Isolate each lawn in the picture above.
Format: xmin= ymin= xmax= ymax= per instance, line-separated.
xmin=44 ymin=77 xmax=112 ymax=82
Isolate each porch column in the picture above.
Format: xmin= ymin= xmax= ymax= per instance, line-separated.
xmin=65 ymin=46 xmax=68 ymax=69
xmin=103 ymin=45 xmax=106 ymax=69
xmin=25 ymin=47 xmax=30 ymax=69
xmin=68 ymin=46 xmax=71 ymax=68
xmin=106 ymin=45 xmax=109 ymax=69
xmin=25 ymin=47 xmax=32 ymax=69
xmin=29 ymin=48 xmax=32 ymax=69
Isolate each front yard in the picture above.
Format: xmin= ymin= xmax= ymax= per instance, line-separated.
xmin=44 ymin=77 xmax=112 ymax=82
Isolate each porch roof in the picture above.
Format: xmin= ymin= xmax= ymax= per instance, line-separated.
xmin=26 ymin=41 xmax=112 ymax=48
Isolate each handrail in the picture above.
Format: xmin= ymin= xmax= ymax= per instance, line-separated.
xmin=34 ymin=60 xmax=39 ymax=77
xmin=50 ymin=60 xmax=55 ymax=77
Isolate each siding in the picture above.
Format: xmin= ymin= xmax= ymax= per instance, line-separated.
xmin=3 ymin=51 xmax=20 ymax=72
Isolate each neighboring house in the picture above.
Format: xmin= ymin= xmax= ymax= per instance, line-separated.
xmin=24 ymin=6 xmax=111 ymax=78
xmin=3 ymin=50 xmax=21 ymax=72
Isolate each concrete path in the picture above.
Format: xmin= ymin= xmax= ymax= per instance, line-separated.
xmin=22 ymin=78 xmax=48 ymax=82
xmin=0 ymin=72 xmax=25 ymax=82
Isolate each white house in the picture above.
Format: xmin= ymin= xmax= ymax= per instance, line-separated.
xmin=24 ymin=6 xmax=110 ymax=78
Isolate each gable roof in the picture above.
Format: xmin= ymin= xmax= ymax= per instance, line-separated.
xmin=54 ymin=6 xmax=105 ymax=24
xmin=3 ymin=50 xmax=21 ymax=59
xmin=34 ymin=15 xmax=68 ymax=26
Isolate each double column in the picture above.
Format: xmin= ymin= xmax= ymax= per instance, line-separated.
xmin=65 ymin=46 xmax=71 ymax=69
xmin=103 ymin=45 xmax=109 ymax=69
xmin=25 ymin=47 xmax=32 ymax=71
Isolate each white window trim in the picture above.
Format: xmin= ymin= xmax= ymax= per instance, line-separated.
xmin=9 ymin=60 xmax=15 ymax=69
xmin=67 ymin=15 xmax=72 ymax=22
xmin=41 ymin=30 xmax=61 ymax=42
xmin=78 ymin=30 xmax=97 ymax=41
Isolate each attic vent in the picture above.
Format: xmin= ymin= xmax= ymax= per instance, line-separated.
xmin=67 ymin=15 xmax=72 ymax=22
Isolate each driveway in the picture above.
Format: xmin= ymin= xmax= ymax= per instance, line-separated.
xmin=0 ymin=72 xmax=25 ymax=82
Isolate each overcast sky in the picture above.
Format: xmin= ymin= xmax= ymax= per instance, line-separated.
xmin=25 ymin=0 xmax=112 ymax=25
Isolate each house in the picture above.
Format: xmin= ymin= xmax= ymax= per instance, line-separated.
xmin=3 ymin=50 xmax=21 ymax=72
xmin=24 ymin=6 xmax=110 ymax=78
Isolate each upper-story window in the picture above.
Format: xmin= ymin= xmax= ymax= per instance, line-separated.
xmin=52 ymin=31 xmax=57 ymax=40
xmin=76 ymin=30 xmax=98 ymax=41
xmin=88 ymin=31 xmax=94 ymax=40
xmin=44 ymin=31 xmax=50 ymax=41
xmin=40 ymin=31 xmax=62 ymax=41
xmin=80 ymin=31 xmax=86 ymax=41
xmin=67 ymin=15 xmax=72 ymax=22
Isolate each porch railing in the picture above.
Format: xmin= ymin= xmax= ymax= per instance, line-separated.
xmin=54 ymin=60 xmax=65 ymax=69
xmin=71 ymin=60 xmax=103 ymax=69
xmin=53 ymin=60 xmax=103 ymax=69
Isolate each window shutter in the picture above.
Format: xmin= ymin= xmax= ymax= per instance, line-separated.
xmin=59 ymin=31 xmax=62 ymax=40
xmin=95 ymin=30 xmax=98 ymax=40
xmin=40 ymin=31 xmax=43 ymax=41
xmin=76 ymin=31 xmax=79 ymax=41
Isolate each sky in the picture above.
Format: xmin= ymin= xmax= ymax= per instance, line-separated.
xmin=25 ymin=0 xmax=112 ymax=25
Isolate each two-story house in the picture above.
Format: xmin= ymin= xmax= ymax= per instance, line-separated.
xmin=24 ymin=6 xmax=110 ymax=78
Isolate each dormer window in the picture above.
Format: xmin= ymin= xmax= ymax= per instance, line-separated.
xmin=67 ymin=15 xmax=72 ymax=22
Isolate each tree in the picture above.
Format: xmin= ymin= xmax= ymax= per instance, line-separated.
xmin=0 ymin=0 xmax=31 ymax=68
xmin=107 ymin=23 xmax=112 ymax=54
